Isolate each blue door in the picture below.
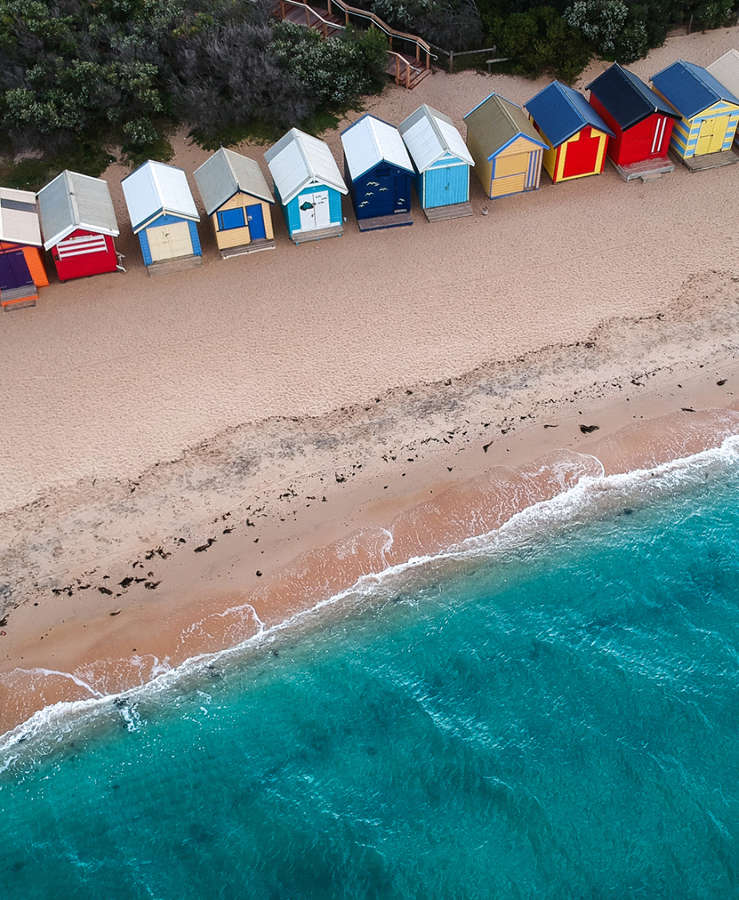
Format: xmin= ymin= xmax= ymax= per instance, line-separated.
xmin=246 ymin=205 xmax=266 ymax=241
xmin=0 ymin=249 xmax=32 ymax=291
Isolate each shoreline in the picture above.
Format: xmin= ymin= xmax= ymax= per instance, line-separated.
xmin=0 ymin=354 xmax=736 ymax=737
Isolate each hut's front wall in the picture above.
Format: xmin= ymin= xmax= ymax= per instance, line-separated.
xmin=139 ymin=215 xmax=201 ymax=265
xmin=52 ymin=229 xmax=118 ymax=281
xmin=669 ymin=102 xmax=738 ymax=158
xmin=211 ymin=191 xmax=273 ymax=251
xmin=589 ymin=96 xmax=674 ymax=166
xmin=490 ymin=135 xmax=543 ymax=198
xmin=420 ymin=156 xmax=470 ymax=208
xmin=542 ymin=127 xmax=609 ymax=182
xmin=0 ymin=242 xmax=49 ymax=288
xmin=350 ymin=163 xmax=412 ymax=220
xmin=284 ymin=183 xmax=342 ymax=237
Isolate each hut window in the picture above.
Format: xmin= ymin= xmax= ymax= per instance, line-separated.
xmin=217 ymin=208 xmax=246 ymax=231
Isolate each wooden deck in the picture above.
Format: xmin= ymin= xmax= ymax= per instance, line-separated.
xmin=356 ymin=211 xmax=413 ymax=231
xmin=292 ymin=223 xmax=344 ymax=244
xmin=146 ymin=254 xmax=204 ymax=277
xmin=671 ymin=146 xmax=739 ymax=172
xmin=611 ymin=157 xmax=674 ymax=183
xmin=221 ymin=239 xmax=276 ymax=259
xmin=423 ymin=202 xmax=473 ymax=222
xmin=281 ymin=4 xmax=343 ymax=34
xmin=1 ymin=284 xmax=38 ymax=311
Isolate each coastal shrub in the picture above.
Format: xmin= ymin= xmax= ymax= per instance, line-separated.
xmin=269 ymin=23 xmax=388 ymax=110
xmin=494 ymin=6 xmax=591 ymax=80
xmin=563 ymin=0 xmax=628 ymax=56
xmin=370 ymin=0 xmax=485 ymax=50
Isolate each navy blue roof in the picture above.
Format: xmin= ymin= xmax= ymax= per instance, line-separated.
xmin=651 ymin=59 xmax=739 ymax=118
xmin=525 ymin=81 xmax=614 ymax=147
xmin=587 ymin=63 xmax=680 ymax=129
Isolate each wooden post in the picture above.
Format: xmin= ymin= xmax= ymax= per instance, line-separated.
xmin=280 ymin=0 xmax=285 ymax=18
xmin=345 ymin=9 xmax=349 ymax=24
xmin=448 ymin=50 xmax=453 ymax=73
xmin=406 ymin=62 xmax=411 ymax=88
xmin=415 ymin=42 xmax=419 ymax=62
xmin=305 ymin=5 xmax=310 ymax=24
xmin=326 ymin=0 xmax=330 ymax=13
xmin=395 ymin=55 xmax=400 ymax=85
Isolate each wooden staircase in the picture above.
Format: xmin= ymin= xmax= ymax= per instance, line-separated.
xmin=274 ymin=0 xmax=433 ymax=88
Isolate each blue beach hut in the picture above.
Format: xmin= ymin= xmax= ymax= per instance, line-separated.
xmin=340 ymin=114 xmax=414 ymax=231
xmin=264 ymin=129 xmax=348 ymax=244
xmin=121 ymin=161 xmax=201 ymax=270
xmin=398 ymin=105 xmax=474 ymax=221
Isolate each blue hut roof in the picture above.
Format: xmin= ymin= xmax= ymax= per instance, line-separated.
xmin=587 ymin=64 xmax=679 ymax=129
xmin=651 ymin=60 xmax=739 ymax=118
xmin=525 ymin=81 xmax=614 ymax=147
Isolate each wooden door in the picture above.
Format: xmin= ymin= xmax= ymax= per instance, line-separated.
xmin=562 ymin=129 xmax=600 ymax=178
xmin=147 ymin=221 xmax=192 ymax=261
xmin=696 ymin=117 xmax=727 ymax=155
xmin=491 ymin=151 xmax=530 ymax=197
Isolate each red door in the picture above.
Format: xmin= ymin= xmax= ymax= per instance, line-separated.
xmin=562 ymin=128 xmax=601 ymax=178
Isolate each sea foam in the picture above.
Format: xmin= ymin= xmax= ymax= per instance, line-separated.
xmin=1 ymin=433 xmax=737 ymax=772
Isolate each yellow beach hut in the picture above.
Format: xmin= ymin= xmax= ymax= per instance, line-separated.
xmin=193 ymin=148 xmax=275 ymax=258
xmin=464 ymin=93 xmax=547 ymax=199
xmin=651 ymin=60 xmax=739 ymax=159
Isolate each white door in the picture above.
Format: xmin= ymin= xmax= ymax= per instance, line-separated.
xmin=298 ymin=190 xmax=330 ymax=231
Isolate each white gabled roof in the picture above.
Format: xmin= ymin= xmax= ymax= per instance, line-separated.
xmin=340 ymin=114 xmax=414 ymax=181
xmin=0 ymin=187 xmax=42 ymax=247
xmin=707 ymin=48 xmax=739 ymax=97
xmin=398 ymin=104 xmax=474 ymax=173
xmin=121 ymin=160 xmax=199 ymax=233
xmin=264 ymin=128 xmax=347 ymax=204
xmin=37 ymin=171 xmax=119 ymax=250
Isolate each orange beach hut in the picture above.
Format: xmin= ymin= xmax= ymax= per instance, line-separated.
xmin=0 ymin=187 xmax=49 ymax=310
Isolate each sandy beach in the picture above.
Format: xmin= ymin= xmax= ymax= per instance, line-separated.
xmin=0 ymin=25 xmax=738 ymax=735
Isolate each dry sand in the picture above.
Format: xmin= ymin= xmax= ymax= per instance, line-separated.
xmin=0 ymin=26 xmax=738 ymax=734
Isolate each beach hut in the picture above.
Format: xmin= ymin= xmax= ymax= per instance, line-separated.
xmin=340 ymin=114 xmax=415 ymax=231
xmin=586 ymin=64 xmax=680 ymax=178
xmin=707 ymin=49 xmax=739 ymax=148
xmin=264 ymin=128 xmax=347 ymax=244
xmin=37 ymin=171 xmax=120 ymax=282
xmin=193 ymin=148 xmax=275 ymax=258
xmin=0 ymin=187 xmax=49 ymax=310
xmin=398 ymin=105 xmax=474 ymax=221
xmin=121 ymin=160 xmax=201 ymax=270
xmin=651 ymin=60 xmax=739 ymax=160
xmin=525 ymin=81 xmax=614 ymax=184
xmin=463 ymin=93 xmax=547 ymax=199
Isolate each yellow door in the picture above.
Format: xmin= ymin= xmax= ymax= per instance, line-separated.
xmin=695 ymin=117 xmax=727 ymax=155
xmin=491 ymin=173 xmax=526 ymax=197
xmin=147 ymin=221 xmax=192 ymax=261
xmin=491 ymin=151 xmax=530 ymax=197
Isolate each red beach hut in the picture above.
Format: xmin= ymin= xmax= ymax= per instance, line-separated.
xmin=37 ymin=170 xmax=121 ymax=282
xmin=586 ymin=64 xmax=680 ymax=178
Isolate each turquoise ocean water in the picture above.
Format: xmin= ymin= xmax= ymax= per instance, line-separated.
xmin=1 ymin=438 xmax=737 ymax=898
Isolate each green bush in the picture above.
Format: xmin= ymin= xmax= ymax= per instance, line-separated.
xmin=496 ymin=6 xmax=591 ymax=80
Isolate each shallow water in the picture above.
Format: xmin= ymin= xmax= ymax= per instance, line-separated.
xmin=1 ymin=442 xmax=738 ymax=899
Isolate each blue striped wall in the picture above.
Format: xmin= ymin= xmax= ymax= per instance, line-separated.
xmin=670 ymin=102 xmax=739 ymax=157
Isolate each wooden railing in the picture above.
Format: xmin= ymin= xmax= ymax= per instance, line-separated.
xmin=324 ymin=0 xmax=432 ymax=66
xmin=276 ymin=0 xmax=435 ymax=76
